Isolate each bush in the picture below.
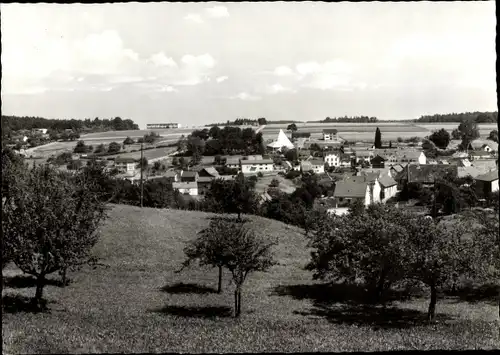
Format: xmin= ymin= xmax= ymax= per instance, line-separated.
xmin=257 ymin=172 xmax=264 ymax=178
xmin=285 ymin=170 xmax=301 ymax=179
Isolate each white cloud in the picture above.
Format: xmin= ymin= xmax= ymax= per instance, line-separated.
xmin=262 ymin=83 xmax=296 ymax=94
xmin=273 ymin=66 xmax=294 ymax=76
xmin=184 ymin=13 xmax=204 ymax=23
xmin=296 ymin=62 xmax=322 ymax=76
xmin=230 ymin=92 xmax=261 ymax=101
xmin=149 ymin=52 xmax=177 ymax=67
xmin=205 ymin=6 xmax=230 ymax=18
xmin=216 ymin=76 xmax=228 ymax=83
xmin=181 ymin=53 xmax=216 ymax=69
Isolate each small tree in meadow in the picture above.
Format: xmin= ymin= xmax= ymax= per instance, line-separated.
xmin=123 ymin=136 xmax=135 ymax=145
xmin=269 ymin=178 xmax=280 ymax=188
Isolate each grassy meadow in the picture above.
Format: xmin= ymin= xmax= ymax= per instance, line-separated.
xmin=2 ymin=205 xmax=498 ymax=353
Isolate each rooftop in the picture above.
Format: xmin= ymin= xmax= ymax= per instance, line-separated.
xmin=334 ymin=181 xmax=368 ymax=198
xmin=378 ymin=174 xmax=398 ymax=187
xmin=474 ymin=170 xmax=498 ymax=182
xmin=240 ymin=159 xmax=274 ymax=165
xmin=406 ymin=164 xmax=458 ymax=184
xmin=172 ymin=181 xmax=198 ymax=189
xmin=115 ymin=157 xmax=136 ymax=164
xmin=323 ymin=129 xmax=338 ymax=134
xmin=181 ymin=170 xmax=198 ymax=178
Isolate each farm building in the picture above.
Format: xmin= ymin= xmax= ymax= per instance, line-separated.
xmin=474 ymin=170 xmax=499 ymax=196
xmin=378 ymin=173 xmax=398 ymax=202
xmin=324 ymin=152 xmax=341 ymax=167
xmin=469 ymin=151 xmax=494 ymax=161
xmin=322 ymin=129 xmax=340 ymax=141
xmin=180 ymin=170 xmax=198 ymax=182
xmin=240 ymin=159 xmax=274 ymax=174
xmin=347 ymin=172 xmax=381 ymax=204
xmin=398 ymin=164 xmax=458 ymax=187
xmin=196 ymin=167 xmax=221 ymax=195
xmin=114 ymin=157 xmax=137 ymax=175
xmin=370 ymin=155 xmax=386 ymax=168
xmin=225 ymin=157 xmax=241 ymax=169
xmin=146 ymin=123 xmax=181 ymax=129
xmin=333 ymin=181 xmax=371 ymax=207
xmin=300 ymin=159 xmax=325 ymax=174
xmin=172 ymin=181 xmax=198 ymax=196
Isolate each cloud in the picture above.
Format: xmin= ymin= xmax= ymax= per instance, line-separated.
xmin=184 ymin=13 xmax=204 ymax=23
xmin=261 ymin=83 xmax=296 ymax=94
xmin=149 ymin=52 xmax=177 ymax=67
xmin=230 ymin=92 xmax=261 ymax=101
xmin=216 ymin=76 xmax=229 ymax=83
xmin=181 ymin=53 xmax=216 ymax=69
xmin=205 ymin=6 xmax=229 ymax=18
xmin=273 ymin=66 xmax=294 ymax=76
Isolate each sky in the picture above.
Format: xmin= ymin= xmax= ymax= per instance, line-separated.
xmin=1 ymin=2 xmax=497 ymax=128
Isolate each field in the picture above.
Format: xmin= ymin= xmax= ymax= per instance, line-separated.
xmin=260 ymin=123 xmax=497 ymax=142
xmin=254 ymin=174 xmax=297 ymax=194
xmin=2 ymin=205 xmax=498 ymax=353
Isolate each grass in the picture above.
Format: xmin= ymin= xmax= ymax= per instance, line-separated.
xmin=254 ymin=174 xmax=297 ymax=194
xmin=2 ymin=205 xmax=499 ymax=353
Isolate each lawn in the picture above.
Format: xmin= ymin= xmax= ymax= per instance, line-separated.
xmin=254 ymin=174 xmax=297 ymax=194
xmin=2 ymin=205 xmax=499 ymax=353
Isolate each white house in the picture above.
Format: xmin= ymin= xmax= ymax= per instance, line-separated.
xmin=301 ymin=159 xmax=325 ymax=174
xmin=474 ymin=170 xmax=499 ymax=196
xmin=333 ymin=181 xmax=371 ymax=207
xmin=225 ymin=157 xmax=241 ymax=170
xmin=378 ymin=174 xmax=398 ymax=202
xmin=172 ymin=181 xmax=198 ymax=196
xmin=114 ymin=157 xmax=136 ymax=176
xmin=324 ymin=152 xmax=341 ymax=167
xmin=240 ymin=159 xmax=274 ymax=174
xmin=355 ymin=150 xmax=375 ymax=164
xmin=32 ymin=128 xmax=48 ymax=135
xmin=323 ymin=129 xmax=340 ymax=141
xmin=348 ymin=173 xmax=382 ymax=204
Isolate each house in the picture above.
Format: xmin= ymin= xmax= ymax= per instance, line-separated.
xmin=373 ymin=149 xmax=398 ymax=164
xmin=301 ymin=159 xmax=325 ymax=174
xmin=378 ymin=174 xmax=398 ymax=202
xmin=114 ymin=157 xmax=136 ymax=175
xmin=196 ymin=167 xmax=220 ymax=195
xmin=339 ymin=154 xmax=352 ymax=167
xmin=180 ymin=170 xmax=199 ymax=182
xmin=225 ymin=157 xmax=241 ymax=170
xmin=164 ymin=170 xmax=180 ymax=182
xmin=474 ymin=170 xmax=499 ymax=196
xmin=172 ymin=181 xmax=198 ymax=196
xmin=333 ymin=181 xmax=371 ymax=207
xmin=457 ymin=166 xmax=483 ymax=179
xmin=291 ymin=132 xmax=311 ymax=141
xmin=324 ymin=152 xmax=341 ymax=167
xmin=370 ymin=155 xmax=386 ymax=168
xmin=399 ymin=164 xmax=458 ymax=187
xmin=298 ymin=149 xmax=312 ymax=160
xmin=394 ymin=150 xmax=427 ymax=165
xmin=468 ymin=139 xmax=498 ymax=152
xmin=390 ymin=164 xmax=404 ymax=176
xmin=32 ymin=128 xmax=48 ymax=135
xmin=355 ymin=150 xmax=374 ymax=164
xmin=240 ymin=159 xmax=274 ymax=174
xmin=323 ymin=129 xmax=340 ymax=141
xmin=347 ymin=173 xmax=381 ymax=204
xmin=469 ymin=151 xmax=493 ymax=161
xmin=449 ymin=158 xmax=472 ymax=168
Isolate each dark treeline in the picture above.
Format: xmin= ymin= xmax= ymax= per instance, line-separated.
xmin=415 ymin=112 xmax=498 ymax=123
xmin=1 ymin=115 xmax=139 ymax=136
xmin=206 ymin=117 xmax=268 ymax=127
xmin=308 ymin=116 xmax=378 ymax=123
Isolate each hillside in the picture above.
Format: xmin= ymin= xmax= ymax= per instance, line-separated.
xmin=2 ymin=205 xmax=498 ymax=353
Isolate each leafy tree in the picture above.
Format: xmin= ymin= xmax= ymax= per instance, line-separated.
xmin=397 ymin=137 xmax=403 ymax=143
xmin=172 ymin=157 xmax=179 ymax=167
xmin=208 ymin=126 xmax=221 ymax=140
xmin=123 ymin=136 xmax=135 ymax=145
xmin=143 ymin=131 xmax=160 ymax=144
xmin=458 ymin=120 xmax=480 ymax=150
xmin=348 ymin=198 xmax=365 ymax=216
xmin=451 ymin=129 xmax=461 ymax=140
xmin=73 ymin=140 xmax=92 ymax=154
xmin=287 ymin=123 xmax=298 ymax=132
xmin=216 ymin=219 xmax=276 ymax=317
xmin=269 ymin=178 xmax=280 ymax=188
xmin=488 ymin=130 xmax=498 ymax=143
xmin=187 ymin=136 xmax=205 ymax=165
xmin=405 ymin=216 xmax=497 ymax=321
xmin=205 ymin=174 xmax=259 ymax=220
xmin=94 ymin=143 xmax=106 ymax=154
xmin=108 ymin=142 xmax=122 ymax=154
xmin=429 ymin=128 xmax=451 ymax=149
xmin=284 ymin=148 xmax=298 ymax=163
xmin=2 ymin=164 xmax=108 ymax=309
xmin=67 ymin=159 xmax=83 ymax=171
xmin=49 ymin=152 xmax=73 ymax=166
xmin=374 ymin=127 xmax=382 ymax=149
xmin=178 ymin=157 xmax=188 ymax=169
xmin=257 ymin=117 xmax=267 ymax=125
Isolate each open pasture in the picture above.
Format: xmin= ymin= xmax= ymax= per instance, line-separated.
xmin=2 ymin=205 xmax=498 ymax=353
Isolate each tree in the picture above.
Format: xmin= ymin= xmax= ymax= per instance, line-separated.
xmin=177 ymin=135 xmax=187 ymax=152
xmin=178 ymin=157 xmax=188 ymax=169
xmin=257 ymin=117 xmax=267 ymax=126
xmin=397 ymin=137 xmax=403 ymax=143
xmin=208 ymin=126 xmax=221 ymax=140
xmin=287 ymin=123 xmax=298 ymax=132
xmin=205 ymin=174 xmax=259 ymax=220
xmin=348 ymin=198 xmax=365 ymax=216
xmin=94 ymin=143 xmax=106 ymax=154
xmin=284 ymin=148 xmax=298 ymax=163
xmin=487 ymin=130 xmax=498 ymax=143
xmin=172 ymin=157 xmax=179 ymax=167
xmin=108 ymin=142 xmax=121 ymax=154
xmin=218 ymin=219 xmax=277 ymax=317
xmin=451 ymin=129 xmax=462 ymax=140
xmin=187 ymin=136 xmax=205 ymax=165
xmin=143 ymin=132 xmax=160 ymax=144
xmin=389 ymin=141 xmax=392 ymax=148
xmin=2 ymin=164 xmax=108 ymax=309
xmin=49 ymin=152 xmax=73 ymax=166
xmin=73 ymin=140 xmax=91 ymax=154
xmin=374 ymin=127 xmax=382 ymax=149
xmin=458 ymin=121 xmax=480 ymax=150
xmin=180 ymin=218 xmax=231 ymax=293
xmin=269 ymin=178 xmax=280 ymax=188
xmin=405 ymin=216 xmax=497 ymax=321
xmin=67 ymin=159 xmax=83 ymax=171
xmin=123 ymin=136 xmax=135 ymax=145
xmin=428 ymin=129 xmax=451 ymax=149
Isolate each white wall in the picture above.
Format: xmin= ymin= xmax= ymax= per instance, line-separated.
xmin=324 ymin=154 xmax=340 ymax=167
xmin=418 ymin=153 xmax=427 ymax=165
xmin=364 ymin=187 xmax=371 ymax=206
xmin=313 ymin=165 xmax=325 ymax=174
xmin=381 ymin=185 xmax=398 ymax=202
xmin=372 ymin=180 xmax=381 ymax=203
xmin=492 ymin=179 xmax=499 ymax=192
xmin=176 ymin=187 xmax=198 ymax=196
xmin=241 ymin=163 xmax=274 ymax=174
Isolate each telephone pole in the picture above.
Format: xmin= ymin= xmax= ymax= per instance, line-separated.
xmin=140 ymin=142 xmax=144 ymax=208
